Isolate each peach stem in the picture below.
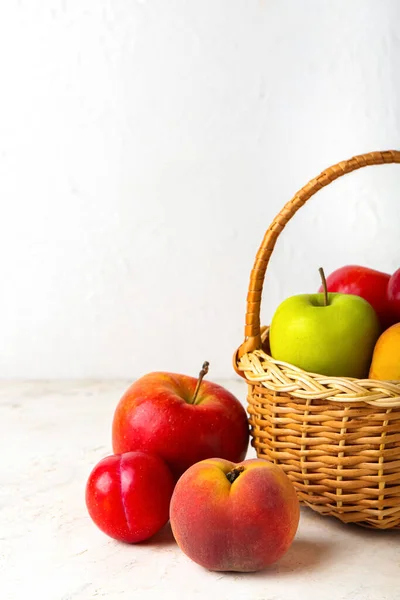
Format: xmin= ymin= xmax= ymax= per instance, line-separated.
xmin=191 ymin=361 xmax=210 ymax=404
xmin=226 ymin=466 xmax=245 ymax=484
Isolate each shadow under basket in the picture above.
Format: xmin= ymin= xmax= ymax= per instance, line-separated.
xmin=234 ymin=150 xmax=400 ymax=530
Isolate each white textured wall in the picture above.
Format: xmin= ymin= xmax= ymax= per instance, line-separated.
xmin=1 ymin=0 xmax=400 ymax=379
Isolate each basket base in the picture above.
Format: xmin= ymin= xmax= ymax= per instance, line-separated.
xmin=252 ymin=439 xmax=400 ymax=530
xmin=245 ymin=378 xmax=400 ymax=531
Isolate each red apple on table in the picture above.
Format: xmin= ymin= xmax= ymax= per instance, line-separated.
xmin=112 ymin=363 xmax=249 ymax=480
xmin=85 ymin=451 xmax=175 ymax=543
xmin=319 ymin=265 xmax=392 ymax=328
xmin=170 ymin=457 xmax=300 ymax=572
xmin=387 ymin=267 xmax=400 ymax=324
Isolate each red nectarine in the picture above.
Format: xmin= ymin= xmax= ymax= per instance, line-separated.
xmin=85 ymin=451 xmax=175 ymax=543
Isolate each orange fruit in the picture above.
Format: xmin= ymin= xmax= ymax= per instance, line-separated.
xmin=369 ymin=323 xmax=400 ymax=380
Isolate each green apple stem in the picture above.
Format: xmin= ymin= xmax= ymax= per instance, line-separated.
xmin=226 ymin=466 xmax=245 ymax=484
xmin=319 ymin=267 xmax=329 ymax=306
xmin=191 ymin=361 xmax=210 ymax=404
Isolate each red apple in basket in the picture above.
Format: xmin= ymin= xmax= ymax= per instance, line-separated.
xmin=387 ymin=267 xmax=400 ymax=324
xmin=112 ymin=363 xmax=249 ymax=479
xmin=319 ymin=264 xmax=393 ymax=328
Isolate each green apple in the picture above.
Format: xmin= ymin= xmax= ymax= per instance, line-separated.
xmin=269 ymin=291 xmax=381 ymax=378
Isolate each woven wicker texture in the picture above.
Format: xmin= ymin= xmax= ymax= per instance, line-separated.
xmin=234 ymin=150 xmax=400 ymax=529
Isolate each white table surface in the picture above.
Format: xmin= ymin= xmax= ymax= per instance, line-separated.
xmin=2 ymin=379 xmax=399 ymax=600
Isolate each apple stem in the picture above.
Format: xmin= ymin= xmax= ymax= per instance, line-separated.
xmin=191 ymin=361 xmax=210 ymax=404
xmin=226 ymin=466 xmax=245 ymax=484
xmin=319 ymin=267 xmax=329 ymax=306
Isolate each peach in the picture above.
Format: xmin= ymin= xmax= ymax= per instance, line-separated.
xmin=369 ymin=322 xmax=400 ymax=380
xmin=169 ymin=457 xmax=300 ymax=572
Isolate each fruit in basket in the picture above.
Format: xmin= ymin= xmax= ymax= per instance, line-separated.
xmin=319 ymin=264 xmax=394 ymax=329
xmin=270 ymin=268 xmax=381 ymax=378
xmin=387 ymin=268 xmax=400 ymax=325
xmin=85 ymin=451 xmax=175 ymax=543
xmin=369 ymin=323 xmax=400 ymax=380
xmin=112 ymin=362 xmax=249 ymax=479
xmin=169 ymin=457 xmax=300 ymax=572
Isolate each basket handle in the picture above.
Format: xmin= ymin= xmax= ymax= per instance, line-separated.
xmin=237 ymin=149 xmax=400 ymax=358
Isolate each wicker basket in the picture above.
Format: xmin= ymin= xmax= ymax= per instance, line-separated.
xmin=234 ymin=150 xmax=400 ymax=530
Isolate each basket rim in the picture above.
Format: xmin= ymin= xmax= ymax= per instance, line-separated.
xmin=234 ymin=327 xmax=400 ymax=408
